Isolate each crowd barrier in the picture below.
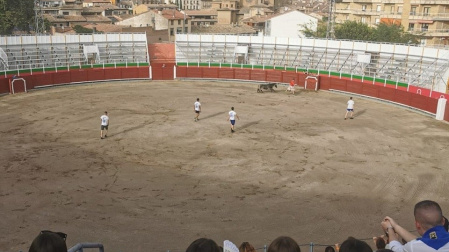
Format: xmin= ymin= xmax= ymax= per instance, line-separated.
xmin=175 ymin=66 xmax=449 ymax=122
xmin=0 ymin=63 xmax=150 ymax=94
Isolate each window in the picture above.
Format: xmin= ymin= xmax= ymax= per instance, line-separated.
xmin=178 ymin=20 xmax=181 ymax=25
xmin=176 ymin=27 xmax=182 ymax=33
xmin=375 ymin=18 xmax=380 ymax=24
xmin=184 ymin=27 xmax=188 ymax=33
xmin=408 ymin=23 xmax=414 ymax=31
xmin=423 ymin=7 xmax=430 ymax=16
xmin=63 ymin=11 xmax=69 ymax=15
xmin=170 ymin=28 xmax=174 ymax=35
xmin=422 ymin=23 xmax=429 ymax=31
xmin=361 ymin=16 xmax=366 ymax=23
xmin=397 ymin=6 xmax=403 ymax=14
xmin=362 ymin=5 xmax=366 ymax=11
xmin=376 ymin=5 xmax=381 ymax=12
xmin=410 ymin=6 xmax=417 ymax=15
xmin=390 ymin=6 xmax=394 ymax=14
xmin=185 ymin=19 xmax=188 ymax=24
xmin=171 ymin=20 xmax=174 ymax=25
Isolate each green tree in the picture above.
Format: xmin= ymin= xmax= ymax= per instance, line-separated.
xmin=372 ymin=22 xmax=420 ymax=44
xmin=334 ymin=21 xmax=374 ymax=41
xmin=73 ymin=25 xmax=94 ymax=34
xmin=0 ymin=0 xmax=34 ymax=35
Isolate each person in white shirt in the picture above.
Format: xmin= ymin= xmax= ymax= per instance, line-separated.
xmin=228 ymin=107 xmax=239 ymax=133
xmin=345 ymin=97 xmax=355 ymax=120
xmin=100 ymin=111 xmax=109 ymax=139
xmin=381 ymin=200 xmax=449 ymax=252
xmin=194 ymin=98 xmax=201 ymax=122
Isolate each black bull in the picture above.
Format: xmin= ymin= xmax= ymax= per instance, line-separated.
xmin=257 ymin=83 xmax=277 ymax=93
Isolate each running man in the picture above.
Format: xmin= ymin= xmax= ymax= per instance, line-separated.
xmin=345 ymin=97 xmax=354 ymax=120
xmin=100 ymin=111 xmax=109 ymax=139
xmin=286 ymin=78 xmax=295 ymax=94
xmin=194 ymin=98 xmax=201 ymax=122
xmin=228 ymin=107 xmax=239 ymax=133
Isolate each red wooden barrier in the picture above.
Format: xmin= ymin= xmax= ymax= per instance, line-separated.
xmin=218 ymin=68 xmax=234 ymax=79
xmin=186 ymin=67 xmax=202 ymax=78
xmin=203 ymin=67 xmax=219 ymax=78
xmin=122 ymin=68 xmax=140 ymax=78
xmin=33 ymin=72 xmax=55 ymax=87
xmin=319 ymin=76 xmax=331 ymax=90
xmin=378 ymin=86 xmax=396 ymax=101
xmin=53 ymin=71 xmax=71 ymax=84
xmin=234 ymin=69 xmax=250 ymax=80
xmin=70 ymin=69 xmax=89 ymax=83
xmin=266 ymin=70 xmax=282 ymax=83
xmin=176 ymin=66 xmax=187 ymax=78
xmin=250 ymin=70 xmax=266 ymax=81
xmin=104 ymin=68 xmax=122 ymax=80
xmin=394 ymin=89 xmax=412 ymax=106
xmin=362 ymin=84 xmax=379 ymax=97
xmin=347 ymin=81 xmax=363 ymax=94
xmin=331 ymin=79 xmax=347 ymax=91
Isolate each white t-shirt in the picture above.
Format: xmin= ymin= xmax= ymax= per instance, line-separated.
xmin=229 ymin=110 xmax=237 ymax=120
xmin=347 ymin=100 xmax=354 ymax=109
xmin=101 ymin=115 xmax=109 ymax=126
xmin=194 ymin=101 xmax=201 ymax=111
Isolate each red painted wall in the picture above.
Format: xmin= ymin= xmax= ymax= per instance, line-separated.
xmin=0 ymin=67 xmax=149 ymax=94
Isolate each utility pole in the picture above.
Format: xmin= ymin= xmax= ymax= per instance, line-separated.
xmin=326 ymin=0 xmax=335 ymax=39
xmin=34 ymin=0 xmax=45 ymax=34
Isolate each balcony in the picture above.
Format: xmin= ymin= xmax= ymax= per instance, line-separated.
xmin=410 ymin=0 xmax=449 ymax=4
xmin=335 ymin=8 xmax=352 ymax=14
xmin=353 ymin=9 xmax=381 ymax=15
xmin=408 ymin=28 xmax=449 ymax=36
xmin=379 ymin=0 xmax=403 ymax=3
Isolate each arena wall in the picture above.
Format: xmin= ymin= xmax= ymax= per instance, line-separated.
xmin=0 ymin=65 xmax=150 ymax=94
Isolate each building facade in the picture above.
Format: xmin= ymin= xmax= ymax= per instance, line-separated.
xmin=264 ymin=10 xmax=318 ymax=38
xmin=334 ymin=0 xmax=449 ymax=47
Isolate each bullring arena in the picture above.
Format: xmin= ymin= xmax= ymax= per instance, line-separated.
xmin=1 ymin=33 xmax=449 ymax=252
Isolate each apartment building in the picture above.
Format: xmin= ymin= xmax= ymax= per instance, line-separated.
xmin=334 ymin=0 xmax=449 ymax=46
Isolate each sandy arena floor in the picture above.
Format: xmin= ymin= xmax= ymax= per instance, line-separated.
xmin=1 ymin=80 xmax=449 ymax=252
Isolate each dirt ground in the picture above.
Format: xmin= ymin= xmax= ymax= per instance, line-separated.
xmin=1 ymin=80 xmax=449 ymax=252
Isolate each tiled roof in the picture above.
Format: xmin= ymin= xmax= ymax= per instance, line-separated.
xmin=154 ymin=9 xmax=190 ymax=20
xmin=184 ymin=9 xmax=218 ymax=16
xmin=191 ymin=23 xmax=257 ymax=34
xmin=83 ymin=7 xmax=104 ymax=13
xmin=84 ymin=15 xmax=112 ymax=22
xmin=83 ymin=23 xmax=125 ymax=32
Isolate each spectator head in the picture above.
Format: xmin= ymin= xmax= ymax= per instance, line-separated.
xmin=414 ymin=200 xmax=444 ymax=234
xmin=267 ymin=236 xmax=301 ymax=252
xmin=186 ymin=238 xmax=220 ymax=252
xmin=239 ymin=242 xmax=256 ymax=252
xmin=324 ymin=246 xmax=335 ymax=252
xmin=374 ymin=236 xmax=386 ymax=249
xmin=339 ymin=237 xmax=372 ymax=252
xmin=29 ymin=231 xmax=67 ymax=252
